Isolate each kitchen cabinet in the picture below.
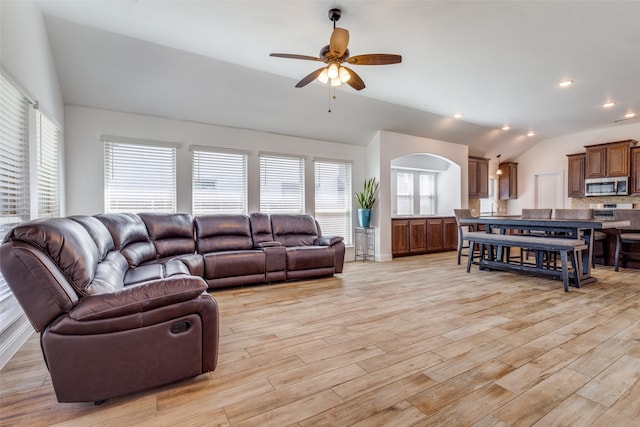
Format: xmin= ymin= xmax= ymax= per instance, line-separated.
xmin=632 ymin=147 xmax=640 ymax=195
xmin=391 ymin=217 xmax=457 ymax=257
xmin=391 ymin=219 xmax=409 ymax=256
xmin=567 ymin=153 xmax=586 ymax=197
xmin=585 ymin=140 xmax=637 ymax=178
xmin=498 ymin=162 xmax=518 ymax=200
xmin=468 ymin=157 xmax=489 ymax=199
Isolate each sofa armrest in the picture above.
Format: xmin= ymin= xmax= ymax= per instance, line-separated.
xmin=255 ymin=241 xmax=282 ymax=248
xmin=315 ymin=236 xmax=344 ymax=246
xmin=70 ymin=276 xmax=207 ymax=321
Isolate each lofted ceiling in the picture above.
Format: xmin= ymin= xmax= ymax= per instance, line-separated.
xmin=37 ymin=0 xmax=640 ymax=161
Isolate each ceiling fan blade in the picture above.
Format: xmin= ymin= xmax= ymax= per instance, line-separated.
xmin=347 ymin=54 xmax=402 ymax=65
xmin=295 ymin=67 xmax=326 ymax=88
xmin=329 ymin=28 xmax=349 ymax=57
xmin=343 ymin=67 xmax=365 ymax=91
xmin=270 ymin=53 xmax=324 ymax=62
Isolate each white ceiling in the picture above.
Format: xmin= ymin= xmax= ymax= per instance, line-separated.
xmin=37 ymin=0 xmax=640 ymax=161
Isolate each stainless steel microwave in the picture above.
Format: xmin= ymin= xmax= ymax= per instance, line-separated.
xmin=584 ymin=177 xmax=628 ymax=196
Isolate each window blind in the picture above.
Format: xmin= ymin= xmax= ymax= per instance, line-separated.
xmin=0 ymin=74 xmax=30 ymax=313
xmin=104 ymin=140 xmax=176 ymax=213
xmin=396 ymin=171 xmax=414 ymax=216
xmin=314 ymin=160 xmax=352 ymax=244
xmin=419 ymin=173 xmax=435 ymax=215
xmin=192 ymin=149 xmax=247 ymax=215
xmin=36 ymin=112 xmax=61 ymax=218
xmin=259 ymin=154 xmax=305 ymax=214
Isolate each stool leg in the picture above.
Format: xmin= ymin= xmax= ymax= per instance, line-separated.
xmin=560 ymin=250 xmax=569 ymax=292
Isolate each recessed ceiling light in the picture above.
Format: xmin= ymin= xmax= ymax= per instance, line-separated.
xmin=453 ymin=113 xmax=463 ymax=119
xmin=603 ymin=101 xmax=616 ymax=108
xmin=558 ymin=80 xmax=573 ymax=88
xmin=527 ymin=131 xmax=535 ymax=137
xmin=625 ymin=113 xmax=637 ymax=118
xmin=502 ymin=125 xmax=510 ymax=131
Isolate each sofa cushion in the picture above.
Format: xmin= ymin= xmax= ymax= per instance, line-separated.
xmin=250 ymin=213 xmax=274 ymax=245
xmin=285 ymin=246 xmax=335 ymax=271
xmin=202 ymin=250 xmax=265 ymax=280
xmin=124 ymin=260 xmax=191 ymax=286
xmin=139 ymin=213 xmax=196 ymax=258
xmin=96 ymin=213 xmax=156 ymax=267
xmin=271 ymin=214 xmax=318 ymax=247
xmin=70 ymin=215 xmax=115 ymax=260
xmin=195 ymin=215 xmax=254 ymax=253
xmin=4 ymin=218 xmax=101 ymax=297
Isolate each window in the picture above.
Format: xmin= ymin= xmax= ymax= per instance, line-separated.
xmin=260 ymin=154 xmax=305 ymax=214
xmin=36 ymin=112 xmax=61 ymax=218
xmin=192 ymin=148 xmax=247 ymax=215
xmin=104 ymin=138 xmax=177 ymax=213
xmin=395 ymin=171 xmax=414 ymax=216
xmin=0 ymin=74 xmax=30 ymax=308
xmin=315 ymin=160 xmax=352 ymax=244
xmin=393 ymin=168 xmax=437 ymax=216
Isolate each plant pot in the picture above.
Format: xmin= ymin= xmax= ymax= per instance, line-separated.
xmin=358 ymin=208 xmax=372 ymax=228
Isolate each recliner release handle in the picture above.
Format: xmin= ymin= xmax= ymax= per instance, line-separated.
xmin=170 ymin=320 xmax=192 ymax=334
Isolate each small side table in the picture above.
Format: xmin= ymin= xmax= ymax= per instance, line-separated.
xmin=355 ymin=227 xmax=375 ymax=262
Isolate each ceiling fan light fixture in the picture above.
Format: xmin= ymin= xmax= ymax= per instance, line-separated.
xmin=339 ymin=67 xmax=350 ymax=83
xmin=317 ymin=68 xmax=329 ymax=84
xmin=327 ymin=63 xmax=339 ymax=79
xmin=330 ymin=78 xmax=342 ymax=87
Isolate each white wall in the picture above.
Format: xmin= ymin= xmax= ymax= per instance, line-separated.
xmin=0 ymin=0 xmax=65 ymax=369
xmin=64 ymin=105 xmax=367 ymax=233
xmin=370 ymin=130 xmax=469 ymax=261
xmin=511 ymin=122 xmax=640 ymax=214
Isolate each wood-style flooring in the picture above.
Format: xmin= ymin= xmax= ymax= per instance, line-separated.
xmin=2 ymin=252 xmax=640 ymax=426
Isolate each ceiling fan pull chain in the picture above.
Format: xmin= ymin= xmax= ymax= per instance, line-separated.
xmin=328 ymin=84 xmax=332 ymax=113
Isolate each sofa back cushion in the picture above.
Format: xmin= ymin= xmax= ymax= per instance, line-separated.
xmin=139 ymin=213 xmax=196 ymax=258
xmin=96 ymin=213 xmax=156 ymax=267
xmin=195 ymin=215 xmax=253 ymax=253
xmin=250 ymin=213 xmax=274 ymax=245
xmin=271 ymin=214 xmax=318 ymax=247
xmin=3 ymin=218 xmax=102 ymax=297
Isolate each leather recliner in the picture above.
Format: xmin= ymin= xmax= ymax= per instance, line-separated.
xmin=0 ymin=216 xmax=219 ymax=403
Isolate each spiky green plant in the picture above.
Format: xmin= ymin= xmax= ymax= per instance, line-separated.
xmin=355 ymin=177 xmax=379 ymax=209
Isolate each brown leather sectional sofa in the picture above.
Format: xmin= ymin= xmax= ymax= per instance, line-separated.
xmin=0 ymin=212 xmax=345 ymax=403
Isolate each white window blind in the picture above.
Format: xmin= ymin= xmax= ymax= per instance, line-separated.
xmin=314 ymin=160 xmax=352 ymax=244
xmin=36 ymin=112 xmax=61 ymax=218
xmin=192 ymin=149 xmax=247 ymax=215
xmin=0 ymin=73 xmax=30 ymax=318
xmin=260 ymin=154 xmax=305 ymax=214
xmin=419 ymin=173 xmax=436 ymax=215
xmin=104 ymin=140 xmax=176 ymax=213
xmin=396 ymin=171 xmax=414 ymax=216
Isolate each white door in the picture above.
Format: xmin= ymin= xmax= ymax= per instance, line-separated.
xmin=534 ymin=172 xmax=563 ymax=209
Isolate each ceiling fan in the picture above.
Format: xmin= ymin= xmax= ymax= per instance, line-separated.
xmin=270 ymin=8 xmax=402 ymax=91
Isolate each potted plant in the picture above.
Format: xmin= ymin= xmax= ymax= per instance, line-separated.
xmin=355 ymin=177 xmax=379 ymax=228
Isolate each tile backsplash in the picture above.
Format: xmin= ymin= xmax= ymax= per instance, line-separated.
xmin=571 ymin=196 xmax=639 ymax=209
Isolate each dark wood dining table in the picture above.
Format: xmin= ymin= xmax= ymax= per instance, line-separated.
xmin=460 ymin=215 xmax=630 ymax=285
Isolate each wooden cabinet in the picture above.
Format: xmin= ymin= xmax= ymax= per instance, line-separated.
xmin=468 ymin=157 xmax=489 ymax=199
xmin=392 ymin=217 xmax=457 ymax=257
xmin=585 ymin=140 xmax=636 ymax=178
xmin=409 ymin=219 xmax=427 ymax=253
xmin=631 ymin=147 xmax=640 ymax=195
xmin=498 ymin=162 xmax=518 ymax=200
xmin=391 ymin=219 xmax=409 ymax=256
xmin=567 ymin=153 xmax=586 ymax=197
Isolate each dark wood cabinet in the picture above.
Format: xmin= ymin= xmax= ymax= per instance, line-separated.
xmin=585 ymin=140 xmax=636 ymax=178
xmin=391 ymin=219 xmax=409 ymax=256
xmin=498 ymin=162 xmax=517 ymax=200
xmin=567 ymin=153 xmax=586 ymax=197
xmin=631 ymin=147 xmax=640 ymax=195
xmin=468 ymin=157 xmax=489 ymax=199
xmin=409 ymin=219 xmax=427 ymax=253
xmin=392 ymin=217 xmax=457 ymax=257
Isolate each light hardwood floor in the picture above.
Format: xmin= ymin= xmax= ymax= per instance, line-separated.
xmin=2 ymin=252 xmax=640 ymax=426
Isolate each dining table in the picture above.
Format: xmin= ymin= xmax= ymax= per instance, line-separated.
xmin=460 ymin=215 xmax=630 ymax=285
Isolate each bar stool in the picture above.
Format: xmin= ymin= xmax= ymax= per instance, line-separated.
xmin=613 ymin=209 xmax=640 ymax=271
xmin=554 ymin=208 xmax=608 ymax=267
xmin=453 ymin=209 xmax=475 ymax=265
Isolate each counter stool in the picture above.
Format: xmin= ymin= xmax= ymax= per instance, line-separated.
xmin=613 ymin=209 xmax=640 ymax=271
